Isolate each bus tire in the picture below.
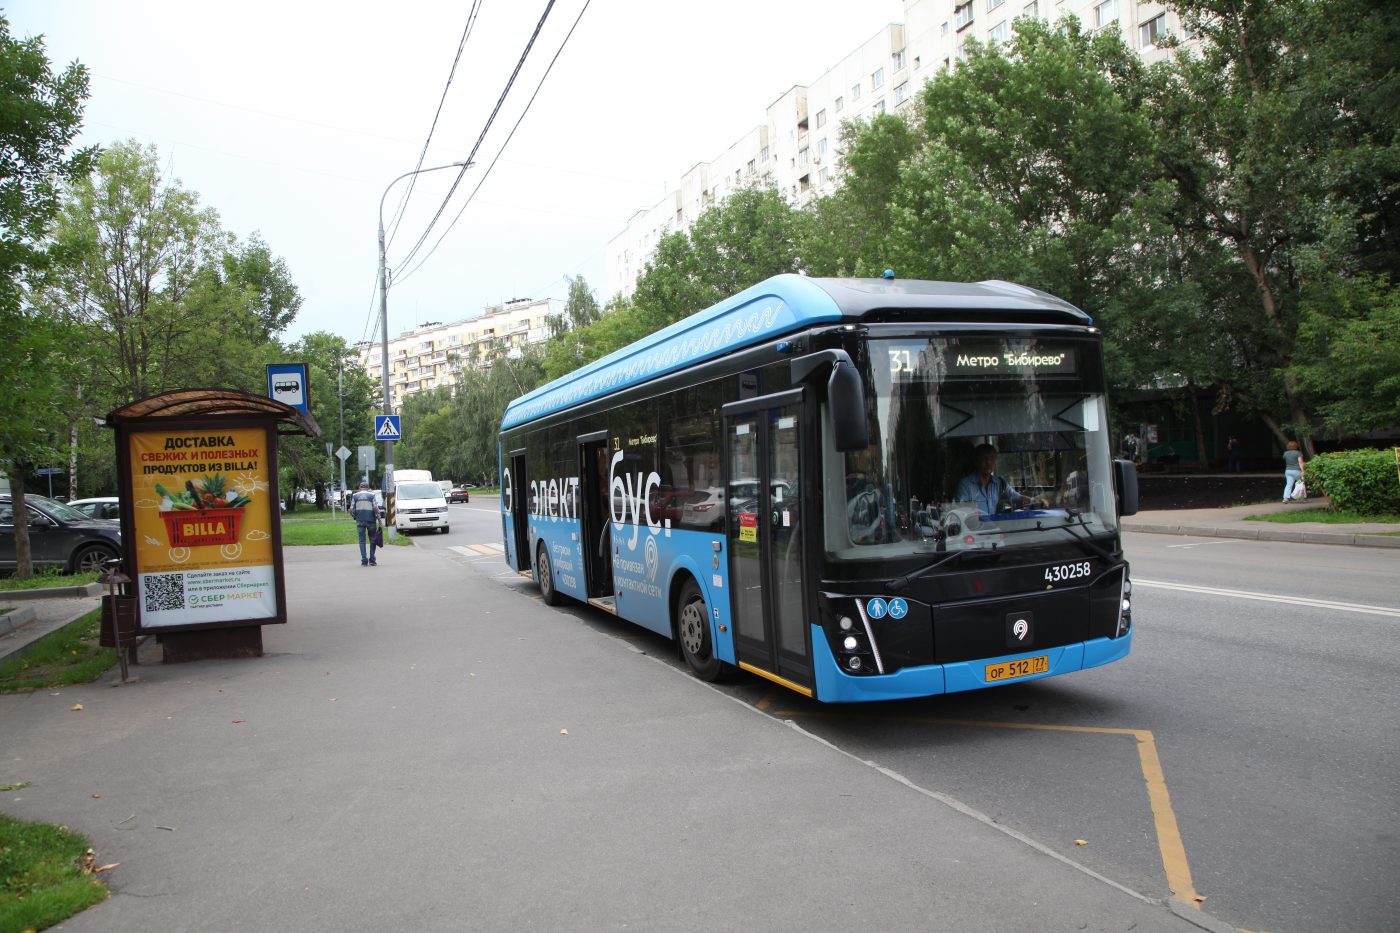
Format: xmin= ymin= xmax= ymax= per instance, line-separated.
xmin=676 ymin=578 xmax=726 ymax=682
xmin=536 ymin=540 xmax=563 ymax=606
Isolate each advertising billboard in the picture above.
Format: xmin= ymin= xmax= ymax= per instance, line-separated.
xmin=127 ymin=426 xmax=278 ymax=628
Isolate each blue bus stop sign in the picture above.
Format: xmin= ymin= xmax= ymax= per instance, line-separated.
xmin=266 ymin=363 xmax=309 ymax=416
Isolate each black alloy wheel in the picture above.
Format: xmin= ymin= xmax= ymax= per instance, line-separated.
xmin=677 ymin=578 xmax=726 ymax=681
xmin=536 ymin=540 xmax=562 ymax=606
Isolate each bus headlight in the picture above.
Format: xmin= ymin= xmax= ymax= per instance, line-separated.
xmin=1116 ymin=575 xmax=1133 ymax=637
xmin=820 ymin=597 xmax=884 ymax=676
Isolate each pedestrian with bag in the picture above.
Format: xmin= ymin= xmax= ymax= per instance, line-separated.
xmin=350 ymin=480 xmax=382 ymax=566
xmin=1282 ymin=441 xmax=1306 ymax=502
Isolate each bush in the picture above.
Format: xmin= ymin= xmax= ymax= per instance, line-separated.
xmin=1305 ymin=449 xmax=1400 ymax=515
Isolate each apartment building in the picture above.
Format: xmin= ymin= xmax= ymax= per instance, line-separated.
xmin=356 ymin=296 xmax=559 ymax=412
xmin=605 ymin=0 xmax=1191 ymax=299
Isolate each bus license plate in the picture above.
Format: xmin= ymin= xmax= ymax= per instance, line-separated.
xmin=985 ymin=655 xmax=1049 ymax=682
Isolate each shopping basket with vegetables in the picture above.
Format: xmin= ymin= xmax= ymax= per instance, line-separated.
xmin=155 ymin=476 xmax=253 ymax=548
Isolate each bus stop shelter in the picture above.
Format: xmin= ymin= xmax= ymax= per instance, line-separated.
xmin=105 ymin=389 xmax=320 ymax=662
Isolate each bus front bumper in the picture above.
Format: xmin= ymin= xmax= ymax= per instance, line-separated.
xmin=809 ymin=625 xmax=1133 ymax=703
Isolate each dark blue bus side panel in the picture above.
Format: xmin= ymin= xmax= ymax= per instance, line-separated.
xmin=520 ymin=511 xmax=737 ymax=665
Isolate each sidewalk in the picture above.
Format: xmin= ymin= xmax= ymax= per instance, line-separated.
xmin=1123 ymin=498 xmax=1400 ymax=548
xmin=0 ymin=545 xmax=1225 ymax=933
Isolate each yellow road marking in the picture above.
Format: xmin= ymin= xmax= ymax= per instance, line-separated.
xmin=774 ymin=710 xmax=1201 ymax=905
xmin=754 ymin=690 xmax=781 ymax=712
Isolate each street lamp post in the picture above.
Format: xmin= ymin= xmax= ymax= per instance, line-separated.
xmin=376 ymin=160 xmax=468 ymax=534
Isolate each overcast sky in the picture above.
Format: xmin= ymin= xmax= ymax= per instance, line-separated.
xmin=8 ymin=0 xmax=908 ymax=344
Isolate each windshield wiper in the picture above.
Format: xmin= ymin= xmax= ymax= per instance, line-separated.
xmin=888 ymin=546 xmax=1004 ymax=593
xmin=1043 ymin=510 xmax=1117 ymax=561
xmin=969 ymin=510 xmax=1118 ymax=561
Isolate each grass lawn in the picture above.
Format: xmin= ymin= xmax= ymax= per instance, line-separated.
xmin=0 ymin=570 xmax=99 ymax=592
xmin=0 ymin=812 xmax=109 ymax=932
xmin=0 ymin=610 xmax=114 ymax=694
xmin=1245 ymin=506 xmax=1400 ymax=528
xmin=279 ymin=514 xmax=413 ymax=547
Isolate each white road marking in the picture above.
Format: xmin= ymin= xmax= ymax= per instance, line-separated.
xmin=1135 ymin=579 xmax=1400 ymax=618
xmin=1164 ymin=540 xmax=1236 ymax=549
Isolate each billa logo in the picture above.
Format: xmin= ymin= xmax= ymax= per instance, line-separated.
xmin=183 ymin=519 xmax=228 ymax=537
xmin=162 ymin=508 xmax=244 ymax=547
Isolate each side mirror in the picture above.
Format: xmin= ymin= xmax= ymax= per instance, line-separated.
xmin=1113 ymin=459 xmax=1139 ymax=516
xmin=791 ymin=349 xmax=870 ymax=452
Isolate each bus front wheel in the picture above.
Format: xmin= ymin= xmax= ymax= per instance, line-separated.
xmin=677 ymin=578 xmax=726 ymax=682
xmin=536 ymin=541 xmax=563 ymax=606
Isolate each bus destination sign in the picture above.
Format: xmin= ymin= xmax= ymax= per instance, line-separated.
xmin=886 ymin=341 xmax=1078 ymax=380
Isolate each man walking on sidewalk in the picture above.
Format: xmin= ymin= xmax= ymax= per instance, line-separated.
xmin=350 ymin=481 xmax=382 ymax=566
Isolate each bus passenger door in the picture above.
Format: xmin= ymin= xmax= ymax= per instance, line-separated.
xmin=578 ymin=433 xmax=614 ymax=604
xmin=724 ymin=390 xmax=811 ymax=692
xmin=509 ymin=451 xmax=530 ymax=572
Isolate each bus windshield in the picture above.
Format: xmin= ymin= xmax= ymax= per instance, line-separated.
xmin=823 ymin=336 xmax=1117 ymax=559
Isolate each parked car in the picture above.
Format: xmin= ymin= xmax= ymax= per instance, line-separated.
xmin=1 ymin=494 xmax=122 ymax=574
xmin=67 ymin=496 xmax=121 ymax=521
xmin=447 ymin=487 xmax=471 ymax=503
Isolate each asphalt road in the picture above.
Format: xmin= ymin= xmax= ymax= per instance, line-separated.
xmin=440 ymin=497 xmax=1400 ymax=933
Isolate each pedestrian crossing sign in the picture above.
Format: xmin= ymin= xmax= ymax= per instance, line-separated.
xmin=374 ymin=415 xmax=401 ymax=440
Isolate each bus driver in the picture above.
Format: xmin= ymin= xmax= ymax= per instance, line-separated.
xmin=955 ymin=443 xmax=1048 ymax=514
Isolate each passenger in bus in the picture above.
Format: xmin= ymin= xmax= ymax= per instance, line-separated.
xmin=955 ymin=443 xmax=1048 ymax=514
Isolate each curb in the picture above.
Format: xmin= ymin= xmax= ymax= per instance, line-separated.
xmin=1169 ymin=898 xmax=1243 ymax=933
xmin=0 ymin=605 xmax=38 ymax=636
xmin=1125 ymin=524 xmax=1400 ymax=548
xmin=0 ymin=581 xmax=105 ymax=601
xmin=0 ymin=604 xmax=98 ymax=668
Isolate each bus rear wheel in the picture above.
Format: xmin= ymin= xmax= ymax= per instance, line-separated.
xmin=677 ymin=578 xmax=726 ymax=682
xmin=536 ymin=540 xmax=563 ymax=606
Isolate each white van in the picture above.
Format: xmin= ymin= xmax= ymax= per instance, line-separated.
xmin=393 ymin=480 xmax=449 ymax=534
xmin=393 ymin=469 xmax=433 ymax=483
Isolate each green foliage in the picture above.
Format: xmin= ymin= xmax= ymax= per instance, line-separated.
xmin=804 ymin=112 xmax=918 ymax=276
xmin=1292 ymin=274 xmax=1400 ymax=436
xmin=631 ymin=186 xmax=805 ymax=332
xmin=0 ymin=813 xmax=108 ymax=932
xmin=1304 ymin=449 xmax=1400 ymax=516
xmin=0 ymin=15 xmax=97 ymax=306
xmin=278 ymin=331 xmax=376 ymax=500
xmin=0 ymin=609 xmax=113 ymax=693
xmin=0 ymin=568 xmax=97 ymax=591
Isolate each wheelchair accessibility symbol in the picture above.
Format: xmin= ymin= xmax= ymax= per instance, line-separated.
xmin=866 ymin=597 xmax=908 ymax=621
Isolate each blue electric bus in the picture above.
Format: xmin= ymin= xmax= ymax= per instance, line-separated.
xmin=499 ymin=274 xmax=1138 ymax=702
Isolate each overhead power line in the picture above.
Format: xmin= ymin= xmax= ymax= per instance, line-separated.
xmin=392 ymin=0 xmax=559 ymax=276
xmin=385 ymin=0 xmax=485 ymax=250
xmin=396 ymin=0 xmax=592 ymax=286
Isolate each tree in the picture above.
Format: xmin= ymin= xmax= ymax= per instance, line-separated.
xmin=1143 ymin=0 xmax=1400 ymax=452
xmin=886 ymin=18 xmax=1154 ymax=317
xmin=804 ymin=112 xmax=919 ymax=276
xmin=631 ymin=185 xmax=806 ymax=332
xmin=0 ymin=16 xmax=95 ymax=578
xmin=1291 ymin=274 xmax=1400 ymax=435
xmin=44 ymin=140 xmax=232 ymax=402
xmin=542 ymin=274 xmax=604 ymax=374
xmin=223 ymin=232 xmax=302 ymax=342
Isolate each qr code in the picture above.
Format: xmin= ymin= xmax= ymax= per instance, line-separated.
xmin=144 ymin=573 xmax=186 ymax=612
